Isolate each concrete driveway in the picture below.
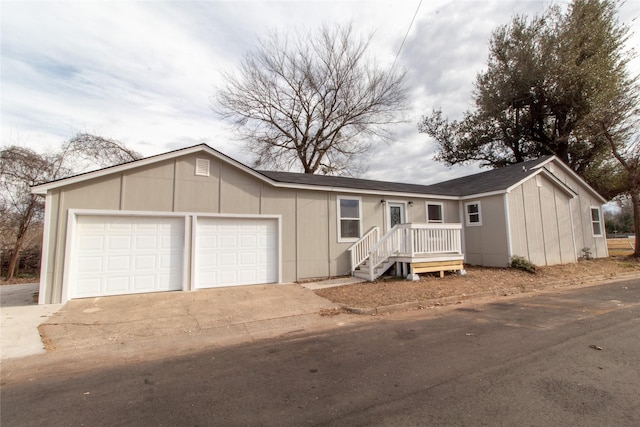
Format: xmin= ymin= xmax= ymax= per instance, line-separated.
xmin=1 ymin=283 xmax=63 ymax=359
xmin=2 ymin=283 xmax=344 ymax=360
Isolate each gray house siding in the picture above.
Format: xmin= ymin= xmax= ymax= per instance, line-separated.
xmin=34 ymin=146 xmax=610 ymax=304
xmin=463 ymin=194 xmax=510 ymax=267
xmin=507 ymin=175 xmax=576 ymax=266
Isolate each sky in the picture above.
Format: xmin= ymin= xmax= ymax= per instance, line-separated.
xmin=2 ymin=0 xmax=640 ymax=186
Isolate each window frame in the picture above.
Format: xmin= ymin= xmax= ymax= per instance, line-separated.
xmin=426 ymin=202 xmax=444 ymax=223
xmin=337 ymin=196 xmax=363 ymax=243
xmin=464 ymin=201 xmax=482 ymax=226
xmin=590 ymin=206 xmax=603 ymax=237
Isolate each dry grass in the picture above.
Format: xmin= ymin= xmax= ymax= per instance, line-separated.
xmin=315 ymin=257 xmax=640 ymax=309
xmin=607 ymin=238 xmax=636 ymax=257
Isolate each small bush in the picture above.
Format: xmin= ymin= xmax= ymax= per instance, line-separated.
xmin=511 ymin=256 xmax=537 ymax=274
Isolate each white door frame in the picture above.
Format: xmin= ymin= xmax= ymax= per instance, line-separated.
xmin=386 ymin=201 xmax=407 ymax=232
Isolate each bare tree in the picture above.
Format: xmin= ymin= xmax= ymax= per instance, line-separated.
xmin=213 ymin=23 xmax=408 ymax=175
xmin=0 ymin=134 xmax=141 ymax=280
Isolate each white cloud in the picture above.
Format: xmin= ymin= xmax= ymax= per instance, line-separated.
xmin=2 ymin=0 xmax=639 ymax=186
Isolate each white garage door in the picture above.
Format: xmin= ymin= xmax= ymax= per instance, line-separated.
xmin=70 ymin=215 xmax=184 ymax=299
xmin=195 ymin=217 xmax=278 ymax=288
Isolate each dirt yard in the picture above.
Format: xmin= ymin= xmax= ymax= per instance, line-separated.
xmin=315 ymin=256 xmax=640 ymax=309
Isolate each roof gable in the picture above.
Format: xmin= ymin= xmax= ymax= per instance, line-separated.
xmin=31 ymin=144 xmax=269 ymax=195
xmin=31 ymin=144 xmax=603 ymax=203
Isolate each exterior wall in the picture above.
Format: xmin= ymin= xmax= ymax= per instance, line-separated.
xmin=40 ymin=151 xmax=605 ymax=303
xmin=462 ymin=194 xmax=510 ymax=267
xmin=174 ymin=156 xmax=221 ymax=212
xmin=507 ymin=175 xmax=576 ymax=266
xmin=40 ymin=152 xmax=454 ymax=303
xmin=122 ymin=161 xmax=175 ymax=211
xmin=543 ymin=161 xmax=608 ymax=259
xmin=295 ymin=192 xmax=330 ymax=278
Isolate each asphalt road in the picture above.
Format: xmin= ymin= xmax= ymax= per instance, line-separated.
xmin=2 ymin=279 xmax=639 ymax=426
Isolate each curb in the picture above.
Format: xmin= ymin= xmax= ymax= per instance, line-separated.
xmin=341 ymin=270 xmax=640 ymax=316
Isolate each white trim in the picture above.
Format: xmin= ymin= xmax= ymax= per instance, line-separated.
xmin=38 ymin=193 xmax=53 ymax=304
xmin=533 ymin=156 xmax=607 ymax=204
xmin=503 ymin=193 xmax=512 ymax=260
xmin=61 ymin=210 xmax=77 ymax=303
xmin=30 ymin=144 xmax=460 ymax=200
xmin=464 ymin=200 xmax=482 ymax=226
xmin=426 ymin=201 xmax=444 ymax=223
xmin=189 ymin=215 xmax=197 ymax=291
xmin=337 ymin=195 xmax=363 ymax=243
xmin=192 ymin=214 xmax=282 ymax=289
xmin=590 ymin=206 xmax=604 ymax=237
xmin=386 ymin=201 xmax=407 ymax=232
xmin=30 ymin=146 xmax=592 ymax=206
xmin=62 ymin=209 xmax=282 ymax=302
xmin=458 ymin=201 xmax=467 ymax=262
xmin=504 ymin=168 xmax=576 ymax=198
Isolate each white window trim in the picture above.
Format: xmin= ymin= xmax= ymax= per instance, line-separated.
xmin=464 ymin=201 xmax=482 ymax=226
xmin=337 ymin=195 xmax=362 ymax=243
xmin=426 ymin=201 xmax=444 ymax=223
xmin=590 ymin=206 xmax=603 ymax=237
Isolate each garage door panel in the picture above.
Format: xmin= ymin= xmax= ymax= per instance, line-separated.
xmin=133 ymin=275 xmax=155 ymax=290
xmin=134 ymin=254 xmax=156 ymax=269
xmin=196 ymin=217 xmax=278 ymax=289
xmin=135 ymin=235 xmax=157 ymax=249
xmin=78 ymin=256 xmax=103 ymax=272
xmin=108 ymin=235 xmax=132 ymax=250
xmin=78 ymin=235 xmax=105 ymax=251
xmin=71 ymin=215 xmax=184 ymax=299
xmin=77 ymin=277 xmax=101 ymax=292
xmin=105 ymin=276 xmax=130 ymax=292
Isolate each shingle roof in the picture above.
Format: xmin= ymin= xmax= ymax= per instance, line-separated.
xmin=417 ymin=156 xmax=554 ymax=196
xmin=258 ymin=156 xmax=553 ymax=197
xmin=258 ymin=170 xmax=443 ymax=195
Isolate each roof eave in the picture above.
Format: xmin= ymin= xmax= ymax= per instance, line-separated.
xmin=532 ymin=156 xmax=607 ymax=204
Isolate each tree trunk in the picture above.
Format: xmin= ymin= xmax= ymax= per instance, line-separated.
xmin=5 ymin=236 xmax=23 ymax=281
xmin=5 ymin=198 xmax=36 ymax=281
xmin=632 ymin=192 xmax=640 ymax=258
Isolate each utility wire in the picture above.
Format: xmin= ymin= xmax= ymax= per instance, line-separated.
xmin=389 ymin=0 xmax=423 ymax=74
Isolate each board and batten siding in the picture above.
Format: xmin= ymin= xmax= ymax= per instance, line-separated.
xmin=507 ymin=175 xmax=576 ymax=266
xmin=39 ymin=152 xmax=414 ymax=303
xmin=542 ymin=162 xmax=608 ymax=258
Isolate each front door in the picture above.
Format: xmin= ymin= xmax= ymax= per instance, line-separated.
xmin=387 ymin=202 xmax=406 ymax=231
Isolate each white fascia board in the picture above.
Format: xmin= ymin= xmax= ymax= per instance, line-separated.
xmin=505 ymin=169 xmax=577 ymax=198
xmin=32 ymin=145 xmax=211 ymax=194
xmin=268 ymin=182 xmax=461 ymax=200
xmin=31 ymin=144 xmax=275 ymax=195
xmin=532 ymin=156 xmax=607 ymax=204
xmin=69 ymin=208 xmax=282 ymax=220
xmin=459 ymin=190 xmax=507 ymax=200
xmin=30 ymin=143 xmax=462 ymax=200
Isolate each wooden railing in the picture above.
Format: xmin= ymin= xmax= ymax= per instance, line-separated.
xmin=368 ymin=223 xmax=462 ymax=280
xmin=347 ymin=226 xmax=380 ymax=273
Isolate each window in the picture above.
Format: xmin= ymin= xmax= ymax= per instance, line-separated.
xmin=591 ymin=207 xmax=603 ymax=237
xmin=465 ymin=201 xmax=482 ymax=226
xmin=426 ymin=202 xmax=443 ymax=223
xmin=337 ymin=196 xmax=362 ymax=242
xmin=195 ymin=158 xmax=210 ymax=176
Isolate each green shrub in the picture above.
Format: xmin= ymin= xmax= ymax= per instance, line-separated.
xmin=511 ymin=256 xmax=537 ymax=274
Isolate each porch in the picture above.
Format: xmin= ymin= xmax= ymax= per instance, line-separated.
xmin=348 ymin=223 xmax=464 ymax=281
